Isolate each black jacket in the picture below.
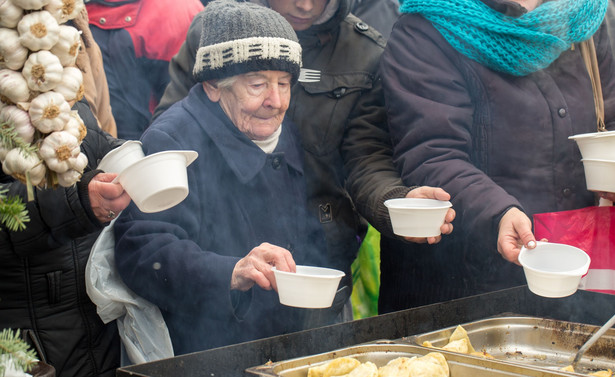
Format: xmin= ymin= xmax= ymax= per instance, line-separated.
xmin=0 ymin=101 xmax=123 ymax=377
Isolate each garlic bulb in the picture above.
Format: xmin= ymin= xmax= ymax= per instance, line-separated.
xmin=0 ymin=0 xmax=24 ymax=29
xmin=3 ymin=147 xmax=47 ymax=186
xmin=54 ymin=66 xmax=83 ymax=102
xmin=63 ymin=109 xmax=85 ymax=141
xmin=0 ymin=68 xmax=30 ymax=105
xmin=29 ymin=91 xmax=70 ymax=133
xmin=50 ymin=25 xmax=81 ymax=66
xmin=57 ymin=167 xmax=81 ymax=187
xmin=44 ymin=0 xmax=84 ymax=24
xmin=38 ymin=130 xmax=80 ymax=173
xmin=0 ymin=105 xmax=35 ymax=143
xmin=0 ymin=28 xmax=29 ymax=71
xmin=12 ymin=0 xmax=51 ymax=10
xmin=17 ymin=10 xmax=60 ymax=51
xmin=22 ymin=50 xmax=63 ymax=92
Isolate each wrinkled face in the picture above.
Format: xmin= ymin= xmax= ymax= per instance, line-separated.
xmin=203 ymin=71 xmax=292 ymax=141
xmin=268 ymin=0 xmax=329 ymax=31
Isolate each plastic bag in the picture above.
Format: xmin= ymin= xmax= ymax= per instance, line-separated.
xmin=85 ymin=219 xmax=174 ymax=364
xmin=533 ymin=205 xmax=615 ymax=295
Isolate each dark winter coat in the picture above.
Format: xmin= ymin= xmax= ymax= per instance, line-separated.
xmin=379 ymin=0 xmax=615 ymax=312
xmin=0 ymin=101 xmax=123 ymax=377
xmin=152 ymin=0 xmax=410 ymax=295
xmin=113 ymin=85 xmax=329 ymax=355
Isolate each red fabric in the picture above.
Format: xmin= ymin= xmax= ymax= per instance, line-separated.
xmin=534 ymin=206 xmax=615 ymax=294
xmin=87 ymin=0 xmax=204 ymax=61
xmin=87 ymin=1 xmax=141 ymax=29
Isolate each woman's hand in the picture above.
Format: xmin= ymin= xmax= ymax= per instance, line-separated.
xmin=497 ymin=207 xmax=536 ymax=265
xmin=403 ymin=186 xmax=456 ymax=244
xmin=231 ymin=242 xmax=296 ymax=292
xmin=88 ymin=172 xmax=131 ymax=223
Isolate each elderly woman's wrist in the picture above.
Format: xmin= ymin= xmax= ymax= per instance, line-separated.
xmin=78 ymin=169 xmax=106 ymax=225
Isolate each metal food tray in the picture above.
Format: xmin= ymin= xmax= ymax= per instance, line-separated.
xmin=405 ymin=316 xmax=615 ymax=375
xmin=245 ymin=343 xmax=575 ymax=376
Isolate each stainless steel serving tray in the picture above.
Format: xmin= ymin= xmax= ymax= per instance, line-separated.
xmin=245 ymin=343 xmax=575 ymax=377
xmin=405 ymin=316 xmax=615 ymax=375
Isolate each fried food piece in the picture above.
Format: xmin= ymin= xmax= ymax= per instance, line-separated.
xmin=307 ymin=357 xmax=361 ymax=377
xmin=344 ymin=361 xmax=378 ymax=377
xmin=421 ymin=325 xmax=494 ymax=359
xmin=561 ymin=365 xmax=575 ymax=373
xmin=378 ymin=352 xmax=449 ymax=377
xmin=447 ymin=326 xmax=476 ymax=353
xmin=378 ymin=356 xmax=414 ymax=377
xmin=441 ymin=338 xmax=469 ymax=354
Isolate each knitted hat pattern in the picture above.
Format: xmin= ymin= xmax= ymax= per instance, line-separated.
xmin=193 ymin=0 xmax=302 ymax=83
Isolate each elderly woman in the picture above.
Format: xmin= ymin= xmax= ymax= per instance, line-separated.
xmin=379 ymin=0 xmax=615 ymax=312
xmin=113 ymin=0 xmax=329 ymax=354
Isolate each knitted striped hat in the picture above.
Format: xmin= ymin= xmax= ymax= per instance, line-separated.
xmin=193 ymin=0 xmax=302 ymax=83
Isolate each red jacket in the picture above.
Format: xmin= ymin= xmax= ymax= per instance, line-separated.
xmin=86 ymin=0 xmax=203 ymax=140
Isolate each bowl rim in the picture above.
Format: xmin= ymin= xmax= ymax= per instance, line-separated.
xmin=98 ymin=140 xmax=144 ymax=170
xmin=113 ymin=150 xmax=198 ymax=183
xmin=518 ymin=242 xmax=590 ymax=276
xmin=271 ymin=265 xmax=345 ymax=279
xmin=569 ymin=130 xmax=615 ymax=140
xmin=384 ymin=198 xmax=452 ymax=209
xmin=581 ymin=158 xmax=615 ymax=163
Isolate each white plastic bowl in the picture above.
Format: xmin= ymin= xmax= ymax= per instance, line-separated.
xmin=581 ymin=159 xmax=615 ymax=193
xmin=116 ymin=150 xmax=198 ymax=213
xmin=384 ymin=198 xmax=452 ymax=237
xmin=98 ymin=141 xmax=145 ymax=174
xmin=518 ymin=242 xmax=590 ymax=298
xmin=569 ymin=131 xmax=615 ymax=161
xmin=272 ymin=265 xmax=345 ymax=308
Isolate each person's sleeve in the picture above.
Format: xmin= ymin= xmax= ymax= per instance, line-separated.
xmin=381 ymin=16 xmax=521 ymax=244
xmin=113 ymin=124 xmax=239 ymax=320
xmin=1 ymin=178 xmax=103 ymax=257
xmin=152 ymin=11 xmax=203 ymax=121
xmin=341 ymin=73 xmax=412 ymax=238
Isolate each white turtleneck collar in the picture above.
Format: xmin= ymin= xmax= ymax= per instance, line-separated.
xmin=252 ymin=125 xmax=282 ymax=154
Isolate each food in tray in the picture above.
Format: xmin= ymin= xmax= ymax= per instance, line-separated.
xmin=560 ymin=365 xmax=613 ymax=377
xmin=420 ymin=325 xmax=494 ymax=359
xmin=306 ymin=352 xmax=449 ymax=377
xmin=307 ymin=357 xmax=361 ymax=377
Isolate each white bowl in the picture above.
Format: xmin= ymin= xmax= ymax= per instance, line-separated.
xmin=518 ymin=242 xmax=590 ymax=298
xmin=581 ymin=159 xmax=615 ymax=192
xmin=98 ymin=141 xmax=145 ymax=174
xmin=116 ymin=150 xmax=198 ymax=213
xmin=569 ymin=131 xmax=615 ymax=161
xmin=384 ymin=198 xmax=452 ymax=237
xmin=272 ymin=265 xmax=345 ymax=308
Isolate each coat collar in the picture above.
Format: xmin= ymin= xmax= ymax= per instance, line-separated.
xmin=184 ymin=85 xmax=303 ymax=184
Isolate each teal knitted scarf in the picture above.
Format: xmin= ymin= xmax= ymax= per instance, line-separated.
xmin=399 ymin=0 xmax=608 ymax=76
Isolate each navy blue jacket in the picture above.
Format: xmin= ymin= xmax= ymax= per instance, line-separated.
xmin=114 ymin=84 xmax=328 ymax=354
